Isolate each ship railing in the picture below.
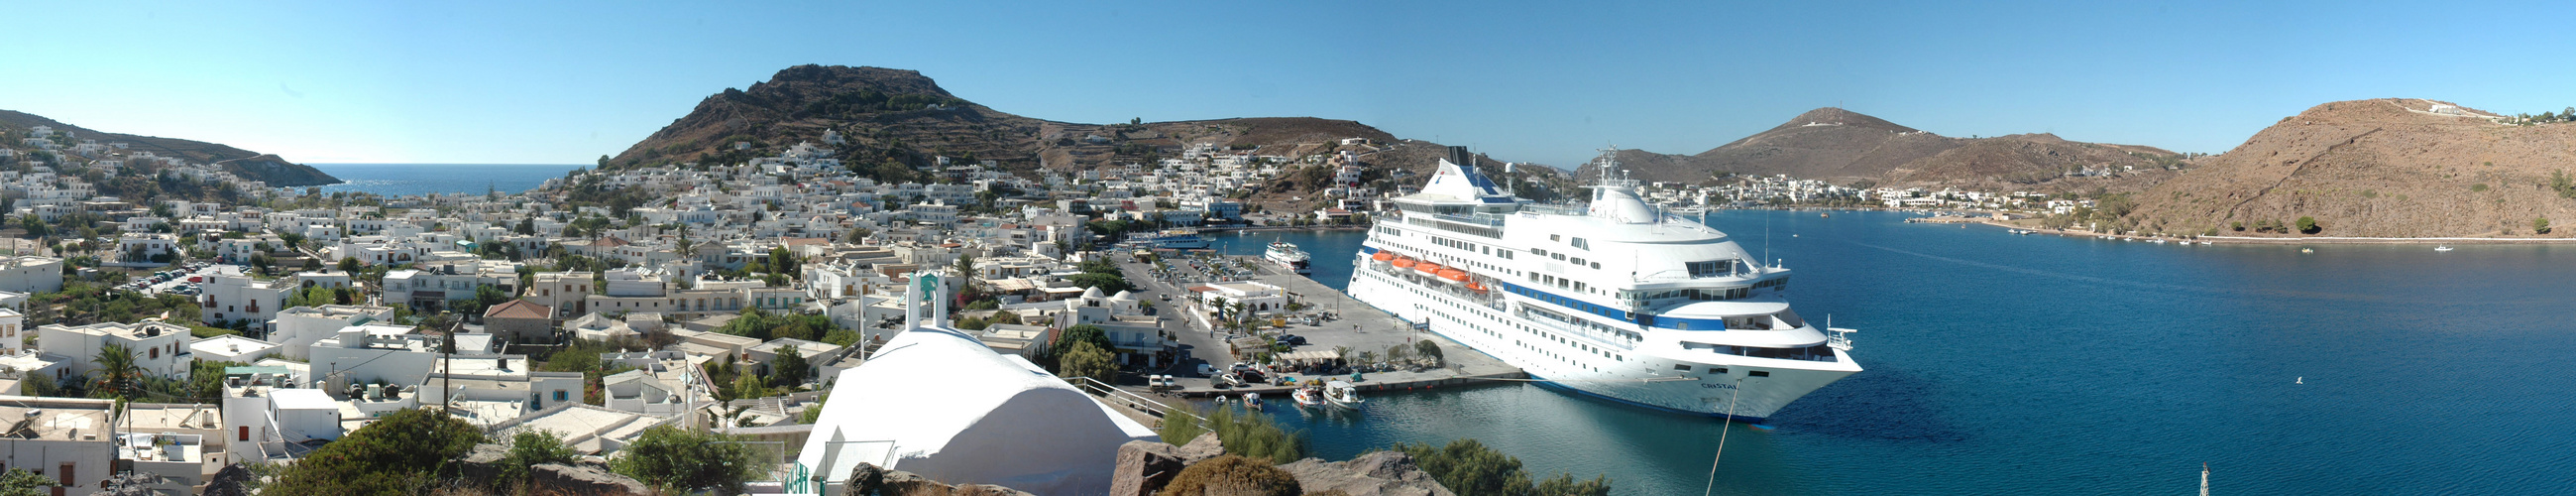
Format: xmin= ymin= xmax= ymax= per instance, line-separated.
xmin=1513 ymin=307 xmax=1639 ymax=351
xmin=1519 ymin=203 xmax=1587 ymax=217
xmin=1431 ymin=213 xmax=1506 ymax=227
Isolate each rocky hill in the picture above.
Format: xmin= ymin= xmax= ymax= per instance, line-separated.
xmin=608 ymin=64 xmax=1565 ymax=214
xmin=2123 ymin=98 xmax=2576 ymax=238
xmin=1581 ymin=107 xmax=2183 ymax=192
xmin=610 ymin=65 xmax=1400 ymax=176
xmin=0 ymin=109 xmax=342 ymax=186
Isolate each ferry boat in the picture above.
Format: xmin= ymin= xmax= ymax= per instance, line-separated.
xmin=1266 ymin=241 xmax=1313 ymax=274
xmin=1122 ymin=229 xmax=1210 ymax=250
xmin=1345 ymin=147 xmax=1860 ymax=421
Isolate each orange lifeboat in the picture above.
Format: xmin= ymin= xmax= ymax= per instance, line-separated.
xmin=1437 ymin=269 xmax=1470 ymax=284
xmin=1465 ymin=281 xmax=1489 ymax=292
xmin=1414 ymin=262 xmax=1445 ymax=274
xmin=1372 ymin=251 xmax=1396 ymax=262
xmin=1391 ymin=258 xmax=1417 ymax=269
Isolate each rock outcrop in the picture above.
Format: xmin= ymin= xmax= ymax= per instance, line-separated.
xmin=1114 ymin=433 xmax=1452 ymax=496
xmin=844 ymin=462 xmax=1038 ymax=496
xmin=528 ymin=463 xmax=653 ymax=496
xmin=1279 ymin=451 xmax=1455 ymax=496
xmin=1111 ymin=433 xmax=1227 ymax=496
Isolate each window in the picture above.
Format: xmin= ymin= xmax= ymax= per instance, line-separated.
xmin=554 ymin=391 xmax=569 ymax=402
xmin=1570 ymin=257 xmax=1586 ymax=266
xmin=1673 ymin=364 xmax=1693 ymax=372
xmin=1571 ymin=237 xmax=1590 ymax=250
xmin=1591 ymin=262 xmax=1602 ymax=270
xmin=240 ymin=426 xmax=251 ymax=441
xmin=1686 ymin=260 xmax=1731 ymax=278
xmin=1550 ymin=234 xmax=1562 ymax=241
xmin=1749 ymin=370 xmax=1770 ymax=377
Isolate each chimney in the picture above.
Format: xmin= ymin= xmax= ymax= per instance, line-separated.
xmin=1446 ymin=146 xmax=1473 ymax=168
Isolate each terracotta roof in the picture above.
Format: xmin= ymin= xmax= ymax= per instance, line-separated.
xmin=485 ymin=299 xmax=553 ymax=319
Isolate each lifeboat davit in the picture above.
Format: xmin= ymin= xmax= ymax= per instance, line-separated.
xmin=1437 ymin=269 xmax=1469 ymax=284
xmin=1372 ymin=251 xmax=1396 ymax=262
xmin=1391 ymin=258 xmax=1417 ymax=269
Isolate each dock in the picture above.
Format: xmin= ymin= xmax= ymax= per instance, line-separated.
xmin=1114 ymin=253 xmax=1524 ymax=401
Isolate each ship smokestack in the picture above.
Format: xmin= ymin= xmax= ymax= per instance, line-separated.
xmin=1446 ymin=146 xmax=1473 ymax=168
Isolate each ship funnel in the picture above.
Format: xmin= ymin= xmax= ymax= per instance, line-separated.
xmin=1446 ymin=146 xmax=1473 ymax=168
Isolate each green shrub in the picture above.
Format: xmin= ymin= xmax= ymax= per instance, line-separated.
xmin=610 ymin=426 xmax=768 ymax=493
xmin=267 ymin=409 xmax=484 ymax=495
xmin=1386 ymin=438 xmax=1611 ymax=496
xmin=1157 ymin=455 xmax=1300 ymax=496
xmin=500 ymin=430 xmax=581 ymax=486
xmin=2296 ymin=216 xmax=2320 ymax=234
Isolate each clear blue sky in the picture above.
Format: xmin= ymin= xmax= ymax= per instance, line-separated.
xmin=7 ymin=0 xmax=2573 ymax=168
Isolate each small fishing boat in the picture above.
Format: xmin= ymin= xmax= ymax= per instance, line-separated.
xmin=1292 ymin=382 xmax=1326 ymax=408
xmin=1324 ymin=380 xmax=1365 ymax=410
xmin=1245 ymin=392 xmax=1264 ymax=411
xmin=2435 ymin=246 xmax=2454 ymax=252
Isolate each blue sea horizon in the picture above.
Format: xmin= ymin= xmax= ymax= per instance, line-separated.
xmin=307 ymin=163 xmax=588 ymax=197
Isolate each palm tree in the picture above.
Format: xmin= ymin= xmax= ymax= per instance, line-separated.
xmin=90 ymin=343 xmax=142 ymax=400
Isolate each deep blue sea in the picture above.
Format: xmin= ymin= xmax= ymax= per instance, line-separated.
xmin=1210 ymin=210 xmax=2576 ymax=495
xmin=308 ymin=163 xmax=588 ymax=197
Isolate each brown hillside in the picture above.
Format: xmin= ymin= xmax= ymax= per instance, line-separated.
xmin=1884 ymin=133 xmax=2183 ymax=190
xmin=0 ymin=109 xmax=341 ymax=186
xmin=1582 ymin=108 xmax=2184 ymax=191
xmin=2126 ymin=98 xmax=2576 ymax=238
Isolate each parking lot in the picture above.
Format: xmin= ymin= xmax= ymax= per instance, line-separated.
xmin=120 ymin=263 xmax=243 ymax=297
xmin=1119 ymin=252 xmax=1521 ymax=398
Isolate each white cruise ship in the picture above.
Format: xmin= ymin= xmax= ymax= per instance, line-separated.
xmin=1345 ymin=147 xmax=1860 ymax=420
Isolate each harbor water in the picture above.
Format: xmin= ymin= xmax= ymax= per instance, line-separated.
xmin=309 ymin=163 xmax=588 ymax=197
xmin=1211 ymin=210 xmax=2576 ymax=495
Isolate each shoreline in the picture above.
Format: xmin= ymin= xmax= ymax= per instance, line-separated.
xmin=1932 ymin=215 xmax=2576 ymax=245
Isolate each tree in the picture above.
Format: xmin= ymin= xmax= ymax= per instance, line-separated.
xmin=338 ymin=257 xmax=361 ymax=273
xmin=90 ymin=343 xmax=142 ymax=400
xmin=1202 ymin=406 xmax=1306 ymax=464
xmin=1389 ymin=438 xmax=1611 ymax=496
xmin=1059 ymin=341 xmax=1118 ymax=386
xmin=2537 ymin=217 xmax=2553 ymax=234
xmin=267 ymin=408 xmax=483 ymax=494
xmin=0 ymin=467 xmax=58 ymax=495
xmin=514 ymin=217 xmax=537 ymax=236
xmin=610 ymin=426 xmax=768 ymax=494
xmin=771 ymin=345 xmax=810 ymax=388
xmin=844 ymin=227 xmax=873 ymax=244
xmin=1413 ymin=340 xmax=1444 ymax=363
xmin=2296 ymin=216 xmax=2320 ymax=234
xmin=18 ymin=216 xmax=46 ymax=238
xmin=500 ymin=430 xmax=581 ymax=487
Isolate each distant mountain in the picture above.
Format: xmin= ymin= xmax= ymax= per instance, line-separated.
xmin=0 ymin=109 xmax=342 ymax=186
xmin=2125 ymin=98 xmax=2576 ymax=238
xmin=1580 ymin=107 xmax=2181 ymax=191
xmin=608 ymin=65 xmax=1399 ymax=175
